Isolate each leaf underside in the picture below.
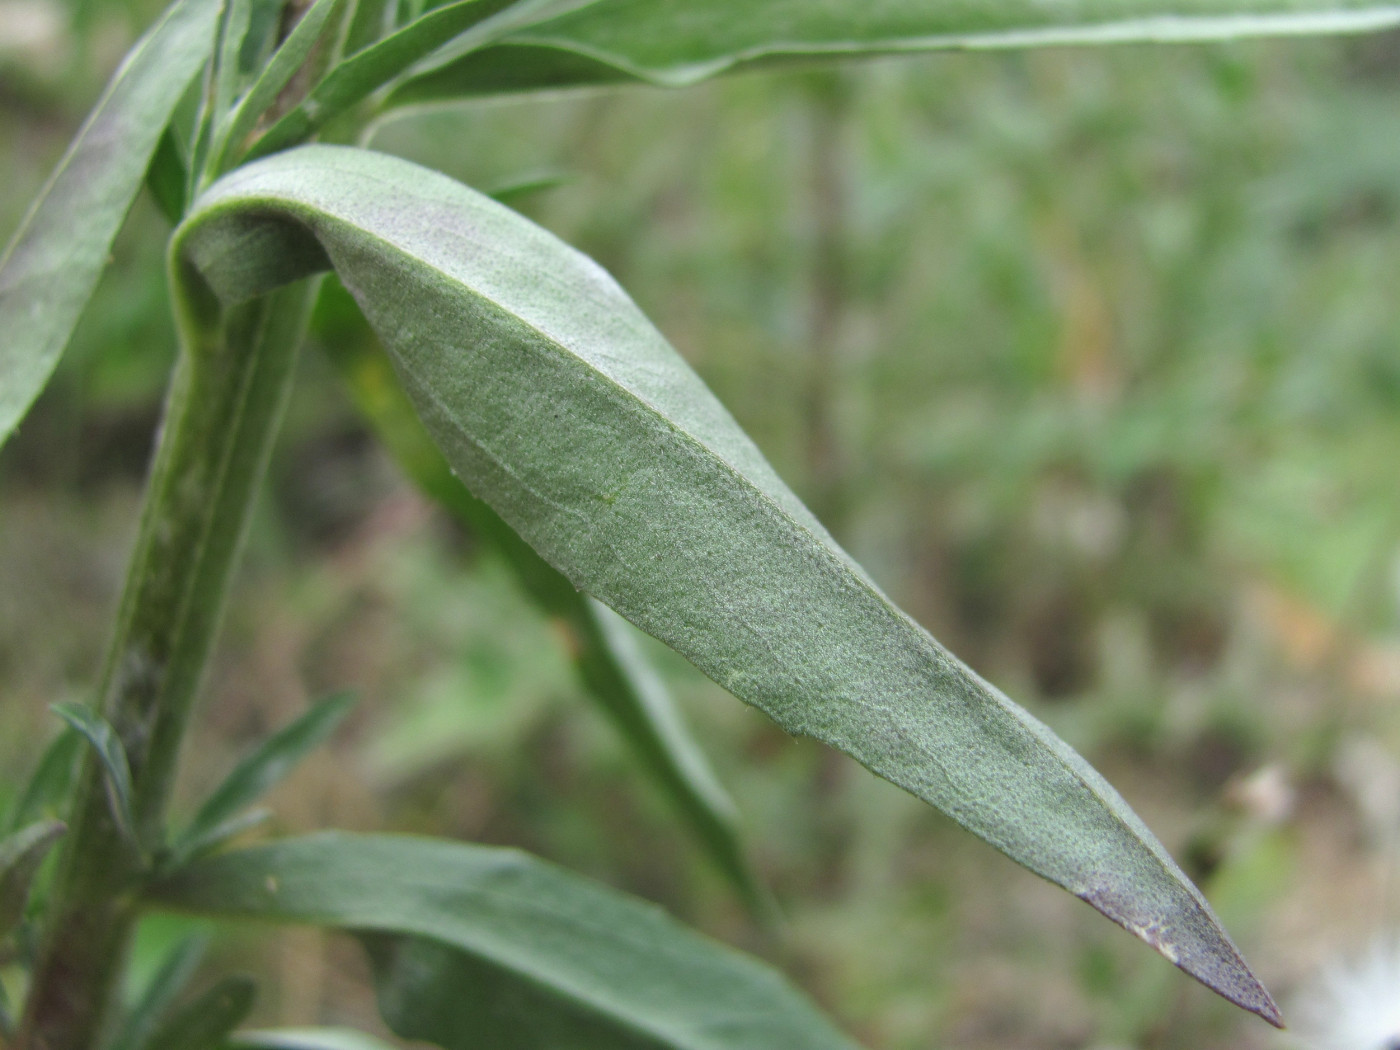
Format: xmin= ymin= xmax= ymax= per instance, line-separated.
xmin=172 ymin=144 xmax=1278 ymax=1023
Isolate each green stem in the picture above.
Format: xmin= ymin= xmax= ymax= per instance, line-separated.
xmin=15 ymin=280 xmax=316 ymax=1050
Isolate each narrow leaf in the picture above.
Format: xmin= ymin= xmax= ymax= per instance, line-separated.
xmin=214 ymin=0 xmax=256 ymax=123
xmin=229 ymin=1027 xmax=398 ymax=1050
xmin=310 ymin=285 xmax=762 ymax=912
xmin=385 ymin=0 xmax=1400 ymax=103
xmin=209 ymin=0 xmax=347 ymax=177
xmin=0 ymin=0 xmax=222 ymax=449
xmin=341 ymin=0 xmax=396 ymax=55
xmin=4 ymin=728 xmax=83 ymax=835
xmin=172 ymin=144 xmax=1279 ymax=1024
xmin=51 ymin=704 xmax=139 ymax=848
xmin=244 ymin=0 xmax=523 ymax=162
xmin=173 ymin=692 xmax=356 ymax=862
xmin=110 ymin=936 xmax=210 ymax=1050
xmin=0 ymin=820 xmax=67 ymax=939
xmin=148 ymin=833 xmax=857 ymax=1049
xmin=144 ymin=976 xmax=257 ymax=1050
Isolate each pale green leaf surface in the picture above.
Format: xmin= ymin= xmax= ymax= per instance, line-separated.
xmin=148 ymin=833 xmax=857 ymax=1049
xmin=229 ymin=1028 xmax=398 ymax=1050
xmin=0 ymin=0 xmax=222 ymax=449
xmin=0 ymin=820 xmax=66 ymax=939
xmin=385 ymin=0 xmax=1400 ymax=101
xmin=173 ymin=692 xmax=355 ymax=862
xmin=171 ymin=144 xmax=1278 ymax=1024
xmin=310 ymin=293 xmax=762 ymax=913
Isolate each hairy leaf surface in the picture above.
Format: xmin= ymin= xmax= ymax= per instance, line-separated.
xmin=310 ymin=284 xmax=761 ymax=912
xmin=385 ymin=0 xmax=1400 ymax=102
xmin=148 ymin=833 xmax=857 ymax=1049
xmin=171 ymin=144 xmax=1277 ymax=1023
xmin=0 ymin=0 xmax=221 ymax=449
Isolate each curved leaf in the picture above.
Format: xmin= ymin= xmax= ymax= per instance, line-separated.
xmin=52 ymin=704 xmax=139 ymax=850
xmin=384 ymin=0 xmax=1400 ymax=103
xmin=309 ymin=283 xmax=763 ymax=914
xmin=0 ymin=0 xmax=222 ymax=449
xmin=147 ymin=833 xmax=856 ymax=1049
xmin=171 ymin=144 xmax=1278 ymax=1024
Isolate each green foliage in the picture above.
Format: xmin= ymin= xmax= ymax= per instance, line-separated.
xmin=149 ymin=832 xmax=857 ymax=1049
xmin=6 ymin=0 xmax=1398 ymax=1046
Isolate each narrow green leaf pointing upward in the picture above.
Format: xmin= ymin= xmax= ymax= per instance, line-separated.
xmin=172 ymin=144 xmax=1279 ymax=1025
xmin=0 ymin=0 xmax=222 ymax=450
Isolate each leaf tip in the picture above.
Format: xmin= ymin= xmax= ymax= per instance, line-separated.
xmin=1079 ymin=880 xmax=1283 ymax=1027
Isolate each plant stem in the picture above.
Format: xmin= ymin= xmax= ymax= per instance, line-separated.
xmin=15 ymin=281 xmax=316 ymax=1050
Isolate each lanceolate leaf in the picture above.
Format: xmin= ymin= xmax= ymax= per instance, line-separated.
xmin=147 ymin=833 xmax=857 ymax=1049
xmin=310 ymin=285 xmax=762 ymax=913
xmin=172 ymin=144 xmax=1279 ymax=1024
xmin=0 ymin=0 xmax=222 ymax=450
xmin=172 ymin=691 xmax=356 ymax=863
xmin=0 ymin=820 xmax=66 ymax=939
xmin=384 ymin=0 xmax=1400 ymax=102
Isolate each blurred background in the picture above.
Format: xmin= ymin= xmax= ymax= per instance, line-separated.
xmin=3 ymin=2 xmax=1400 ymax=1047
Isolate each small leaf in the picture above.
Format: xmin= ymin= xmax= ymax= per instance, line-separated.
xmin=148 ymin=833 xmax=858 ymax=1049
xmin=173 ymin=692 xmax=356 ymax=863
xmin=51 ymin=704 xmax=139 ymax=849
xmin=173 ymin=144 xmax=1279 ymax=1024
xmin=0 ymin=0 xmax=222 ymax=450
xmin=385 ymin=0 xmax=1400 ymax=103
xmin=209 ymin=0 xmax=347 ymax=177
xmin=244 ymin=0 xmax=523 ymax=162
xmin=228 ymin=1027 xmax=398 ymax=1050
xmin=4 ymin=728 xmax=83 ymax=835
xmin=110 ymin=936 xmax=210 ymax=1050
xmin=144 ymin=976 xmax=257 ymax=1050
xmin=0 ymin=820 xmax=67 ymax=940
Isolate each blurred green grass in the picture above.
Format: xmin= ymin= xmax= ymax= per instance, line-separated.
xmin=4 ymin=4 xmax=1400 ymax=1047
